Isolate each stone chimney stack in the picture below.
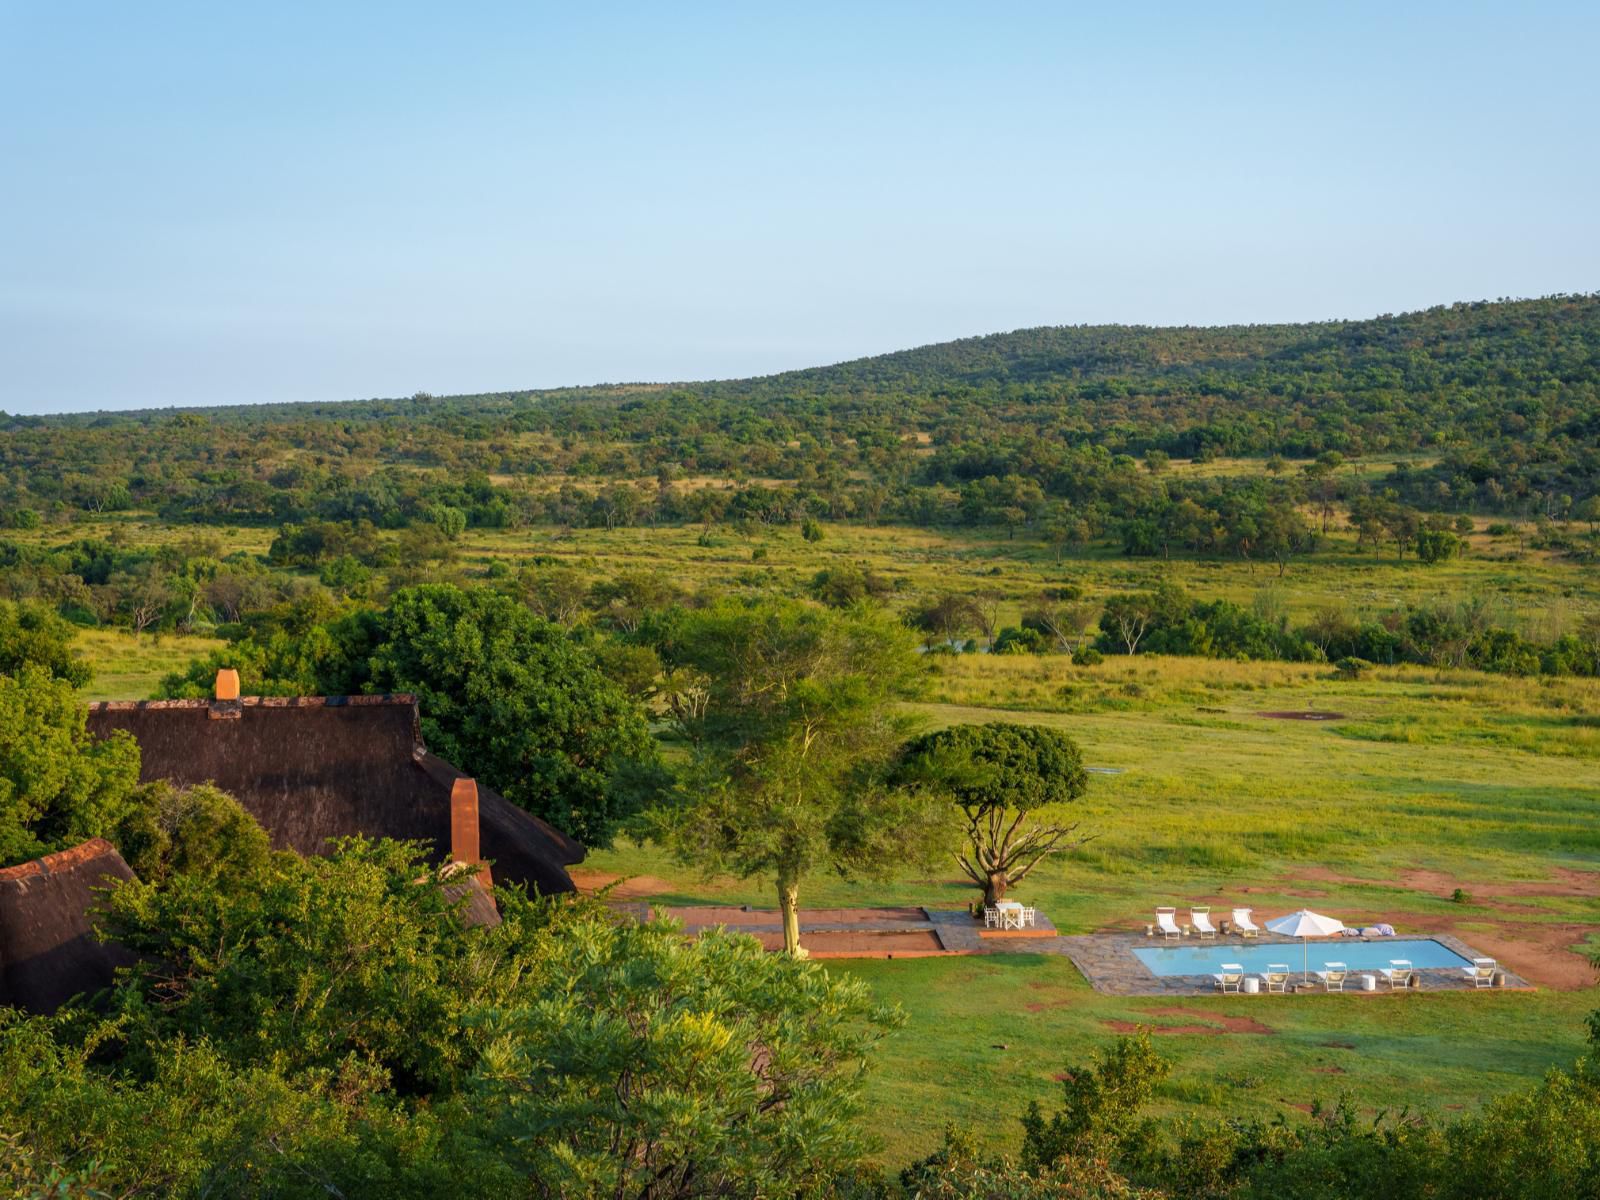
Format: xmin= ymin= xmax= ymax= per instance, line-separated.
xmin=450 ymin=778 xmax=488 ymax=882
xmin=214 ymin=669 xmax=240 ymax=701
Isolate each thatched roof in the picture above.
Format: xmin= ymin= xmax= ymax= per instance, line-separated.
xmin=85 ymin=694 xmax=583 ymax=895
xmin=0 ymin=838 xmax=135 ymax=1013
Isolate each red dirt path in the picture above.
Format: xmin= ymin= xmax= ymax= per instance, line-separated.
xmin=661 ymin=905 xmax=930 ymax=927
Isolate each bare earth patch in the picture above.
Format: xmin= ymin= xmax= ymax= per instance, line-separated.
xmin=745 ymin=929 xmax=945 ymax=957
xmin=1256 ymin=710 xmax=1346 ymax=721
xmin=660 ymin=905 xmax=930 ymax=928
xmin=1103 ymin=1007 xmax=1275 ymax=1036
xmin=567 ymin=868 xmax=679 ymax=899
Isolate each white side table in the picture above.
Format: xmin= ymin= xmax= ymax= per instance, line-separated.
xmin=1241 ymin=976 xmax=1260 ymax=994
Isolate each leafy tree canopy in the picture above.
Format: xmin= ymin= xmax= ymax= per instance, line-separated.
xmin=0 ymin=598 xmax=90 ymax=686
xmin=0 ymin=665 xmax=141 ymax=866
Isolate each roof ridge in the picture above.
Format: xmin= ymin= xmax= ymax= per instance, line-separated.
xmin=87 ymin=693 xmax=420 ymax=712
xmin=0 ymin=837 xmax=123 ymax=883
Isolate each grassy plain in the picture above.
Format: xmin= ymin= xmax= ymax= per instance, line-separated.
xmin=61 ymin=515 xmax=1600 ymax=1167
xmin=585 ymin=653 xmax=1600 ymax=1163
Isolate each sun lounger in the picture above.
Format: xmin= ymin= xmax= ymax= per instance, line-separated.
xmin=1463 ymin=958 xmax=1497 ymax=988
xmin=1379 ymin=960 xmax=1414 ymax=990
xmin=1190 ymin=907 xmax=1217 ymax=939
xmin=1212 ymin=964 xmax=1244 ymax=994
xmin=1155 ymin=907 xmax=1182 ymax=940
xmin=1231 ymin=907 xmax=1259 ymax=937
xmin=1262 ymin=965 xmax=1290 ymax=994
xmin=1314 ymin=962 xmax=1349 ymax=992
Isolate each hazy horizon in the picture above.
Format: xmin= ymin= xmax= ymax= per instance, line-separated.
xmin=4 ymin=2 xmax=1598 ymax=415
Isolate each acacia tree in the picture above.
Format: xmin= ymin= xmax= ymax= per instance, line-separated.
xmin=641 ymin=598 xmax=949 ymax=956
xmin=900 ymin=723 xmax=1091 ymax=906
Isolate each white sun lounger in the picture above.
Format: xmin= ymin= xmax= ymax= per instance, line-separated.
xmin=1212 ymin=964 xmax=1244 ymax=994
xmin=1155 ymin=907 xmax=1182 ymax=940
xmin=1231 ymin=907 xmax=1259 ymax=937
xmin=1463 ymin=958 xmax=1497 ymax=988
xmin=1380 ymin=960 xmax=1414 ymax=990
xmin=1314 ymin=962 xmax=1349 ymax=992
xmin=1190 ymin=907 xmax=1217 ymax=939
xmin=1262 ymin=965 xmax=1290 ymax=993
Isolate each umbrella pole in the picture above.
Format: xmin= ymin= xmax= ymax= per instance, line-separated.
xmin=1303 ymin=938 xmax=1308 ymax=983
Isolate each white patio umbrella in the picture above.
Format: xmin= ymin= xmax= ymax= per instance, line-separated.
xmin=1265 ymin=909 xmax=1346 ymax=982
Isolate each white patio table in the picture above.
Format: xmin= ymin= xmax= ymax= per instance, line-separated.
xmin=995 ymin=900 xmax=1026 ymax=929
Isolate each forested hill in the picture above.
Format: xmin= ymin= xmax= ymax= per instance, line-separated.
xmin=725 ymin=294 xmax=1600 ymax=398
xmin=1 ymin=294 xmax=1597 ymax=533
xmin=12 ymin=293 xmax=1600 ymax=434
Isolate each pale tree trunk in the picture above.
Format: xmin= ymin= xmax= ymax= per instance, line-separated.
xmin=777 ymin=870 xmax=807 ymax=959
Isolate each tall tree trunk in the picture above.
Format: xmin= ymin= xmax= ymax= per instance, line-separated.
xmin=777 ymin=871 xmax=807 ymax=958
xmin=984 ymin=869 xmax=1009 ymax=906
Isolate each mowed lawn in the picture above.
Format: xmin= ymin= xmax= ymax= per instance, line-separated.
xmin=586 ymin=655 xmax=1600 ymax=1166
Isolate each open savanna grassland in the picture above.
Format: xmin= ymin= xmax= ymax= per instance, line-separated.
xmin=461 ymin=517 xmax=1597 ymax=631
xmin=52 ymin=516 xmax=1600 ymax=1167
xmin=585 ymin=650 xmax=1600 ymax=1166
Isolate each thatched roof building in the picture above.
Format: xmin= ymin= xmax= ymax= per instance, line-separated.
xmin=0 ymin=838 xmax=136 ymax=1013
xmin=85 ymin=686 xmax=584 ymax=896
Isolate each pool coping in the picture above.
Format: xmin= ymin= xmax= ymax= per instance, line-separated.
xmin=1060 ymin=931 xmax=1533 ymax=995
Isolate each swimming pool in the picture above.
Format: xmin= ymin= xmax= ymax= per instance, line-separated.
xmin=1132 ymin=938 xmax=1472 ymax=976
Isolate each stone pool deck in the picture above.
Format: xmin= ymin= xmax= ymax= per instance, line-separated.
xmin=1060 ymin=930 xmax=1532 ymax=995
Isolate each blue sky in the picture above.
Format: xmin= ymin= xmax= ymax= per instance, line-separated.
xmin=2 ymin=2 xmax=1596 ymax=414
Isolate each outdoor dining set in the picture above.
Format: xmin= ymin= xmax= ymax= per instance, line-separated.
xmin=983 ymin=900 xmax=1038 ymax=929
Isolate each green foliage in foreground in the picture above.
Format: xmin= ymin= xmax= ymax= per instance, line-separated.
xmin=0 ymin=665 xmax=140 ymax=866
xmin=0 ymin=838 xmax=900 ymax=1199
xmin=894 ymin=1028 xmax=1600 ymax=1199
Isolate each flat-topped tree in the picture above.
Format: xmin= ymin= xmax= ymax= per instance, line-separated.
xmin=900 ymin=723 xmax=1091 ymax=906
xmin=641 ymin=598 xmax=947 ymax=957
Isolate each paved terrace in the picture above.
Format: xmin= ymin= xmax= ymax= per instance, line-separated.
xmin=659 ymin=904 xmax=1073 ymax=958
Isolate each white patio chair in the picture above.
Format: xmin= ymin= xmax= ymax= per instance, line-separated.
xmin=1190 ymin=907 xmax=1217 ymax=940
xmin=1380 ymin=960 xmax=1414 ymax=990
xmin=1314 ymin=962 xmax=1349 ymax=992
xmin=1155 ymin=907 xmax=1182 ymax=940
xmin=1020 ymin=906 xmax=1036 ymax=928
xmin=1262 ymin=965 xmax=1290 ymax=994
xmin=1463 ymin=958 xmax=1497 ymax=988
xmin=983 ymin=906 xmax=1000 ymax=929
xmin=1231 ymin=907 xmax=1260 ymax=937
xmin=1212 ymin=963 xmax=1244 ymax=994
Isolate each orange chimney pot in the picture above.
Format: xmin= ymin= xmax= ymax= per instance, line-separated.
xmin=214 ymin=668 xmax=240 ymax=701
xmin=450 ymin=777 xmax=481 ymax=869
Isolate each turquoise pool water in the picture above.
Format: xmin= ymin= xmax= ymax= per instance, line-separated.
xmin=1132 ymin=938 xmax=1472 ymax=976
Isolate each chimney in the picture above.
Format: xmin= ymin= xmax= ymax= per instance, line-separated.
xmin=449 ymin=777 xmax=484 ymax=877
xmin=214 ymin=669 xmax=240 ymax=701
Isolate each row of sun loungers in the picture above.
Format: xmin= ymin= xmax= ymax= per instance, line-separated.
xmin=1211 ymin=957 xmax=1499 ymax=993
xmin=1155 ymin=906 xmax=1256 ymax=939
